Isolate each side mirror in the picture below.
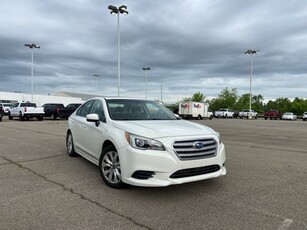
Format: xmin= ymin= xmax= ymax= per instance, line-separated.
xmin=86 ymin=114 xmax=100 ymax=127
xmin=174 ymin=113 xmax=180 ymax=119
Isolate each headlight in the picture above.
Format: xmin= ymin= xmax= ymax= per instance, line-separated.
xmin=125 ymin=132 xmax=165 ymax=151
xmin=216 ymin=132 xmax=222 ymax=145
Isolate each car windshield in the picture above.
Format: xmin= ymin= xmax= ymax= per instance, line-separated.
xmin=106 ymin=99 xmax=177 ymax=121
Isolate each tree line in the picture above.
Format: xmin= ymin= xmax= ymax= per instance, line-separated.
xmin=168 ymin=88 xmax=307 ymax=115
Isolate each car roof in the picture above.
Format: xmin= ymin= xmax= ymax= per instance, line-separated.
xmin=93 ymin=96 xmax=150 ymax=101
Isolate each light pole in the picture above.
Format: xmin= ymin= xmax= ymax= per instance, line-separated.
xmin=108 ymin=5 xmax=128 ymax=96
xmin=142 ymin=67 xmax=150 ymax=99
xmin=93 ymin=74 xmax=100 ymax=95
xmin=25 ymin=43 xmax=40 ymax=102
xmin=245 ymin=49 xmax=259 ymax=119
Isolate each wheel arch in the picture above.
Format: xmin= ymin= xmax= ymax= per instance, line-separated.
xmin=102 ymin=140 xmax=116 ymax=153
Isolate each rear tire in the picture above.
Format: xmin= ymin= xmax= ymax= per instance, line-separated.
xmin=19 ymin=114 xmax=24 ymax=121
xmin=66 ymin=132 xmax=78 ymax=157
xmin=0 ymin=117 xmax=2 ymax=122
xmin=51 ymin=114 xmax=56 ymax=120
xmin=99 ymin=145 xmax=126 ymax=189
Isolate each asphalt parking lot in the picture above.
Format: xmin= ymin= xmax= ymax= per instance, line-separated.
xmin=0 ymin=116 xmax=306 ymax=230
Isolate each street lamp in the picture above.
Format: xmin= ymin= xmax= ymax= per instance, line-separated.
xmin=142 ymin=67 xmax=150 ymax=99
xmin=93 ymin=74 xmax=100 ymax=95
xmin=245 ymin=49 xmax=259 ymax=119
xmin=25 ymin=43 xmax=40 ymax=102
xmin=108 ymin=5 xmax=128 ymax=96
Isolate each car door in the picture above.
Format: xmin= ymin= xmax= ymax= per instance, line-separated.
xmin=71 ymin=100 xmax=94 ymax=154
xmin=82 ymin=99 xmax=107 ymax=161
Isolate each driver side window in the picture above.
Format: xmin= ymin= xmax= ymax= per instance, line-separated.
xmin=76 ymin=100 xmax=94 ymax=117
xmin=90 ymin=100 xmax=105 ymax=121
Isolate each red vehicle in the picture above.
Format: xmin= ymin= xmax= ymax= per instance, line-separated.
xmin=264 ymin=110 xmax=282 ymax=120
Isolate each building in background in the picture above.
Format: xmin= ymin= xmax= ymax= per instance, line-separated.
xmin=0 ymin=91 xmax=85 ymax=106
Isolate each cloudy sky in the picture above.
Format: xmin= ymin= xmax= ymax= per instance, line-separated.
xmin=1 ymin=0 xmax=307 ymax=103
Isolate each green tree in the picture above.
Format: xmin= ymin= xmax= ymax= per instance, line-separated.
xmin=252 ymin=94 xmax=265 ymax=113
xmin=235 ymin=93 xmax=250 ymax=110
xmin=290 ymin=98 xmax=307 ymax=115
xmin=209 ymin=88 xmax=238 ymax=111
xmin=235 ymin=93 xmax=264 ymax=112
xmin=265 ymin=100 xmax=276 ymax=111
xmin=272 ymin=97 xmax=291 ymax=114
xmin=191 ymin=92 xmax=206 ymax=102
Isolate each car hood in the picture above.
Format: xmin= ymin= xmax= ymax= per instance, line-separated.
xmin=112 ymin=120 xmax=217 ymax=138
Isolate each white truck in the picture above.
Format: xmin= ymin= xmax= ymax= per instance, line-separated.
xmin=178 ymin=101 xmax=213 ymax=119
xmin=214 ymin=109 xmax=234 ymax=118
xmin=9 ymin=102 xmax=44 ymax=121
xmin=239 ymin=109 xmax=258 ymax=119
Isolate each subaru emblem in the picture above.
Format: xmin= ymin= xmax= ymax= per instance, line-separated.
xmin=193 ymin=142 xmax=204 ymax=149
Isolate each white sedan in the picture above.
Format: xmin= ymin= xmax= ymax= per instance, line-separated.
xmin=282 ymin=112 xmax=297 ymax=120
xmin=66 ymin=97 xmax=226 ymax=188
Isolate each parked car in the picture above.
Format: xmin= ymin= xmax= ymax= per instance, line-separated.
xmin=58 ymin=103 xmax=82 ymax=119
xmin=42 ymin=103 xmax=65 ymax=120
xmin=303 ymin=112 xmax=307 ymax=121
xmin=214 ymin=109 xmax=234 ymax=118
xmin=66 ymin=97 xmax=226 ymax=189
xmin=264 ymin=110 xmax=282 ymax=120
xmin=239 ymin=109 xmax=258 ymax=119
xmin=282 ymin=112 xmax=297 ymax=120
xmin=0 ymin=103 xmax=13 ymax=115
xmin=0 ymin=104 xmax=4 ymax=121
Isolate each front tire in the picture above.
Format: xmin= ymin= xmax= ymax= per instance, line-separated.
xmin=9 ymin=113 xmax=13 ymax=120
xmin=66 ymin=132 xmax=78 ymax=157
xmin=99 ymin=145 xmax=126 ymax=189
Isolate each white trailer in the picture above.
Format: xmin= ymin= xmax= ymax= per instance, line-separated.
xmin=178 ymin=101 xmax=213 ymax=119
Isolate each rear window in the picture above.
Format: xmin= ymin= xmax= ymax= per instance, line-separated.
xmin=20 ymin=103 xmax=37 ymax=107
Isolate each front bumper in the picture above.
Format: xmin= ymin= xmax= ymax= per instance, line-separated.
xmin=119 ymin=141 xmax=226 ymax=187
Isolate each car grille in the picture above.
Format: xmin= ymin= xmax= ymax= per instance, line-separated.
xmin=173 ymin=138 xmax=217 ymax=160
xmin=170 ymin=165 xmax=221 ymax=178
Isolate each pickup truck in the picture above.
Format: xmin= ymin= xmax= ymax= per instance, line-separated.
xmin=302 ymin=112 xmax=307 ymax=121
xmin=58 ymin=103 xmax=82 ymax=119
xmin=214 ymin=109 xmax=234 ymax=118
xmin=264 ymin=110 xmax=282 ymax=120
xmin=9 ymin=102 xmax=44 ymax=121
xmin=42 ymin=103 xmax=65 ymax=120
xmin=239 ymin=109 xmax=258 ymax=119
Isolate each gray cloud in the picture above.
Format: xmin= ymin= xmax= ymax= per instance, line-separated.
xmin=1 ymin=0 xmax=307 ymax=103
